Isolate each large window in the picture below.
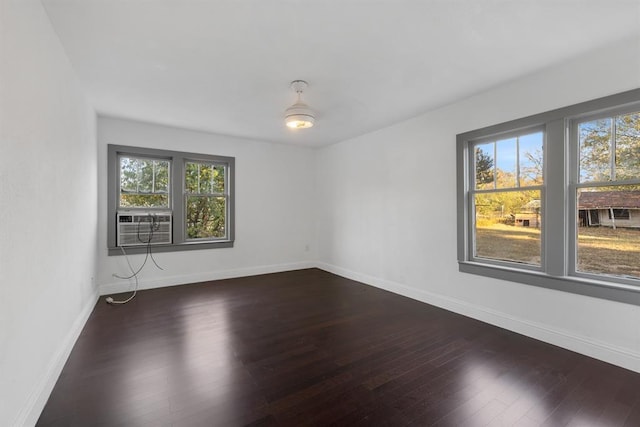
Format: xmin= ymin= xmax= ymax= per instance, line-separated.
xmin=457 ymin=89 xmax=640 ymax=305
xmin=108 ymin=145 xmax=235 ymax=255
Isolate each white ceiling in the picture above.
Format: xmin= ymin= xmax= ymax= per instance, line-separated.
xmin=41 ymin=0 xmax=640 ymax=147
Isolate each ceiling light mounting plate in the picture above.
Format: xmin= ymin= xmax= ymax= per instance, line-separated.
xmin=290 ymin=80 xmax=309 ymax=93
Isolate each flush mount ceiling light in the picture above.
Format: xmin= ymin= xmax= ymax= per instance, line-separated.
xmin=284 ymin=80 xmax=315 ymax=129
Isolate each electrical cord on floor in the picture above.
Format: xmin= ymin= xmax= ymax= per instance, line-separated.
xmin=107 ymin=214 xmax=164 ymax=305
xmin=106 ymin=245 xmax=139 ymax=305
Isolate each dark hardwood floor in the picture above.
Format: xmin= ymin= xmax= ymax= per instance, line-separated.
xmin=38 ymin=269 xmax=640 ymax=426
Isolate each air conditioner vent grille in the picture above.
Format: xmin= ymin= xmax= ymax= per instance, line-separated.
xmin=116 ymin=211 xmax=172 ymax=247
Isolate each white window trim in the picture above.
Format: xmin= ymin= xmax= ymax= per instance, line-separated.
xmin=567 ymin=107 xmax=640 ymax=284
xmin=456 ymin=89 xmax=640 ymax=306
xmin=117 ymin=154 xmax=172 ymax=209
xmin=183 ymin=159 xmax=230 ymax=242
xmin=467 ymin=125 xmax=545 ymax=271
xmin=107 ymin=145 xmax=235 ymax=255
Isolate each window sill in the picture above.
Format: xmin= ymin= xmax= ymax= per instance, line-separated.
xmin=108 ymin=240 xmax=234 ymax=256
xmin=458 ymin=261 xmax=640 ymax=306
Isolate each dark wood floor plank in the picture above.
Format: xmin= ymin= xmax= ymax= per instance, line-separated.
xmin=37 ymin=269 xmax=640 ymax=426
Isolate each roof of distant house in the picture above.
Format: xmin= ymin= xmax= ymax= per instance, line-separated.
xmin=578 ymin=191 xmax=640 ymax=209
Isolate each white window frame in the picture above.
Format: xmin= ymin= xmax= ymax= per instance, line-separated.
xmin=108 ymin=145 xmax=235 ymax=255
xmin=117 ymin=154 xmax=171 ymax=209
xmin=183 ymin=158 xmax=230 ymax=242
xmin=568 ymin=106 xmax=640 ymax=283
xmin=457 ymin=89 xmax=640 ymax=306
xmin=467 ymin=126 xmax=545 ymax=271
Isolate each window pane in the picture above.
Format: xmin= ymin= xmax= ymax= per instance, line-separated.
xmin=185 ymin=162 xmax=199 ymax=193
xmin=615 ymin=112 xmax=640 ymax=181
xmin=185 ymin=162 xmax=225 ymax=194
xmin=519 ymin=132 xmax=544 ymax=186
xmin=577 ymin=186 xmax=640 ymax=279
xmin=474 ymin=190 xmax=541 ymax=265
xmin=608 ymin=209 xmax=630 ymax=220
xmin=153 ymin=161 xmax=169 ymax=193
xmin=198 ymin=164 xmax=213 ymax=193
xmin=475 ymin=142 xmax=494 ymax=190
xmin=495 ymin=137 xmax=517 ymax=188
xmin=138 ymin=159 xmax=153 ymax=193
xmin=579 ymin=118 xmax=612 ymax=182
xmin=213 ymin=165 xmax=225 ymax=193
xmin=119 ymin=156 xmax=170 ymax=208
xmin=120 ymin=157 xmax=138 ymax=192
xmin=186 ymin=196 xmax=226 ymax=239
xmin=120 ymin=194 xmax=169 ymax=208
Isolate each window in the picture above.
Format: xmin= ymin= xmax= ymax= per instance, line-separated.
xmin=108 ymin=145 xmax=235 ymax=255
xmin=572 ymin=110 xmax=640 ymax=280
xmin=119 ymin=156 xmax=170 ymax=208
xmin=457 ymin=89 xmax=640 ymax=305
xmin=608 ymin=209 xmax=630 ymax=220
xmin=185 ymin=161 xmax=227 ymax=240
xmin=471 ymin=130 xmax=544 ymax=266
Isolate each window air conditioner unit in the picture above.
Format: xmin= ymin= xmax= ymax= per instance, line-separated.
xmin=117 ymin=211 xmax=172 ymax=247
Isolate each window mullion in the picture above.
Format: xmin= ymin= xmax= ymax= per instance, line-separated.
xmin=172 ymin=157 xmax=185 ymax=244
xmin=516 ymin=136 xmax=520 ymax=188
xmin=611 ymin=117 xmax=617 ymax=181
xmin=135 ymin=160 xmax=140 ymax=194
xmin=493 ymin=142 xmax=497 ymax=190
xmin=152 ymin=160 xmax=156 ymax=193
xmin=544 ymin=119 xmax=567 ymax=276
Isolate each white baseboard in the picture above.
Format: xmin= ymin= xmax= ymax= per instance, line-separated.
xmin=315 ymin=261 xmax=640 ymax=374
xmin=14 ymin=290 xmax=99 ymax=427
xmin=99 ymin=261 xmax=316 ymax=295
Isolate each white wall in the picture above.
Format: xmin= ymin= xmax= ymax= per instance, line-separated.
xmin=97 ymin=117 xmax=316 ymax=294
xmin=0 ymin=1 xmax=98 ymax=425
xmin=316 ymin=36 xmax=640 ymax=372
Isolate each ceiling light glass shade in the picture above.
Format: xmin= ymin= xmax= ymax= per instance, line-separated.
xmin=284 ymin=102 xmax=315 ymax=129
